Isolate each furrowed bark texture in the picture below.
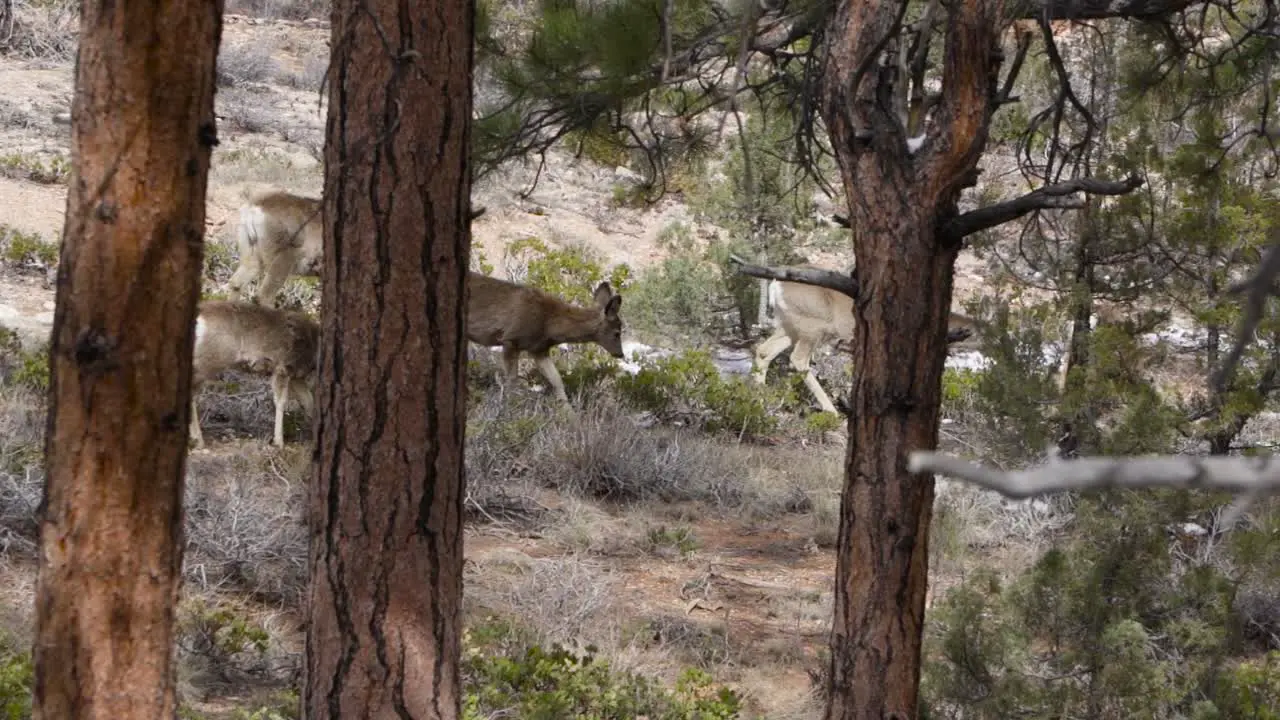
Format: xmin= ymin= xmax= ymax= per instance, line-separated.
xmin=33 ymin=2 xmax=223 ymax=718
xmin=819 ymin=0 xmax=1003 ymax=717
xmin=304 ymin=0 xmax=473 ymax=715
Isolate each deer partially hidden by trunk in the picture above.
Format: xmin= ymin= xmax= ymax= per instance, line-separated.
xmin=225 ymin=189 xmax=323 ymax=308
xmin=190 ymin=300 xmax=320 ymax=448
xmin=466 ymin=272 xmax=624 ymax=404
xmin=752 ymin=277 xmax=981 ymax=414
xmin=226 ymin=188 xmax=489 ymax=308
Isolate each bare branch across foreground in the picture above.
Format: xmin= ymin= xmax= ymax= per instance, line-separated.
xmin=908 ymin=450 xmax=1280 ymax=526
xmin=728 ymin=253 xmax=859 ymax=297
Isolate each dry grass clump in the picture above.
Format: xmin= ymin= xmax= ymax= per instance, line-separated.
xmin=0 ymin=386 xmax=44 ymax=560
xmin=209 ymin=143 xmax=320 ymax=190
xmin=467 ymin=389 xmax=754 ymax=506
xmin=184 ymin=448 xmax=310 ymax=605
xmin=466 ymin=552 xmax=622 ymax=651
xmin=1 ymin=0 xmax=78 ymax=63
xmin=217 ymin=40 xmax=280 ymax=88
xmin=226 ymin=0 xmax=328 ymax=20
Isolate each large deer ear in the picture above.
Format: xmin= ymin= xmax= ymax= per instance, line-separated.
xmin=604 ymin=294 xmax=622 ymax=318
xmin=593 ymin=282 xmax=614 ymax=307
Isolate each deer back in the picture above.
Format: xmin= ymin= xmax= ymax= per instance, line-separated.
xmin=466 ymin=273 xmax=623 ymax=356
xmin=194 ymin=301 xmax=320 ymax=383
xmin=772 ymin=280 xmax=857 ymax=343
xmin=252 ymin=191 xmax=324 ymax=267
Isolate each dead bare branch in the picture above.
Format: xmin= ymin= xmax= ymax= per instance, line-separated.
xmin=908 ymin=450 xmax=1279 ymax=527
xmin=942 ymin=174 xmax=1144 ymax=241
xmin=727 ymin=253 xmax=859 ymax=298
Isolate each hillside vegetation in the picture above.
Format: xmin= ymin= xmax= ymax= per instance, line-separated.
xmin=1 ymin=0 xmax=1279 ymax=718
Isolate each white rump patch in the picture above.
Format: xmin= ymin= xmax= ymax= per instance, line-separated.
xmin=195 ymin=317 xmax=206 ymax=347
xmin=907 ymin=135 xmax=927 ymax=154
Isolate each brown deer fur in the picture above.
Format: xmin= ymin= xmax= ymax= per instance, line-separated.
xmin=225 ymin=189 xmax=323 ymax=308
xmin=467 ymin=272 xmax=624 ymax=404
xmin=190 ymin=300 xmax=320 ymax=448
xmin=752 ymin=276 xmax=982 ymax=414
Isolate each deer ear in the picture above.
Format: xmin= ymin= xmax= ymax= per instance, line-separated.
xmin=593 ymin=282 xmax=614 ymax=307
xmin=604 ymin=294 xmax=622 ymax=317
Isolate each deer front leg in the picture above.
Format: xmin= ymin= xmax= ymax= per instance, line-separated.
xmin=270 ymin=370 xmax=290 ymax=447
xmin=789 ymin=338 xmax=840 ymax=415
xmin=189 ymin=394 xmax=205 ymax=450
xmin=532 ymin=353 xmax=571 ymax=406
xmin=255 ymin=250 xmax=297 ymax=308
xmin=752 ymin=328 xmax=792 ymax=385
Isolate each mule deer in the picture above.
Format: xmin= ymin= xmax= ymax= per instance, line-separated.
xmin=190 ymin=300 xmax=321 ymax=449
xmin=467 ymin=272 xmax=624 ymax=404
xmin=226 ymin=190 xmax=489 ymax=308
xmin=225 ymin=189 xmax=324 ymax=308
xmin=752 ymin=277 xmax=981 ymax=414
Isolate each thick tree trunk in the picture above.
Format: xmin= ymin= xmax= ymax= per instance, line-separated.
xmin=303 ymin=0 xmax=473 ymax=715
xmin=33 ymin=2 xmax=222 ymax=718
xmin=818 ymin=0 xmax=1003 ymax=716
xmin=825 ymin=196 xmax=959 ymax=720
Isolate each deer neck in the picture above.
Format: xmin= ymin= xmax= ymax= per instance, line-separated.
xmin=545 ymin=304 xmax=603 ymax=345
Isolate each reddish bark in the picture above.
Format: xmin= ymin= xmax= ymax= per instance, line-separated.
xmin=303 ymin=0 xmax=473 ymax=715
xmin=34 ymin=1 xmax=223 ymax=718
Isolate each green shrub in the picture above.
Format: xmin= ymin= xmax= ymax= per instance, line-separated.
xmin=613 ymin=349 xmax=779 ymax=438
xmin=0 ymin=225 xmax=58 ymax=270
xmin=0 ymin=635 xmax=32 ymax=720
xmin=504 ymin=236 xmax=630 ymax=305
xmin=1215 ymin=651 xmax=1280 ymax=719
xmin=462 ymin=641 xmax=742 ymax=719
xmin=0 ymin=152 xmax=70 ymax=185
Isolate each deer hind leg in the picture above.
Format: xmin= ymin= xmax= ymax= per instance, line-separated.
xmin=226 ymin=214 xmax=261 ymax=301
xmin=270 ymin=369 xmax=291 ymax=447
xmin=496 ymin=345 xmax=522 ymax=403
xmin=789 ymin=337 xmax=839 ymax=415
xmin=752 ymin=328 xmax=793 ymax=385
xmin=226 ymin=251 xmax=260 ymax=302
xmin=532 ymin=352 xmax=571 ymax=407
xmin=255 ymin=249 xmax=298 ymax=309
xmin=189 ymin=392 xmax=206 ymax=450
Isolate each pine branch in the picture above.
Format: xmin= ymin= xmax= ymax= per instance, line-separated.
xmin=907 ymin=450 xmax=1279 ymax=527
xmin=941 ymin=174 xmax=1143 ymax=241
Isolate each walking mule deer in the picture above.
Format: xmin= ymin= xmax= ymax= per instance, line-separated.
xmin=466 ymin=272 xmax=625 ymax=405
xmin=752 ymin=277 xmax=981 ymax=415
xmin=225 ymin=189 xmax=323 ymax=308
xmin=190 ymin=300 xmax=321 ymax=449
xmin=226 ymin=189 xmax=489 ymax=308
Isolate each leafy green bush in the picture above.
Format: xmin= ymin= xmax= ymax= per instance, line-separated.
xmin=0 ymin=635 xmax=32 ymax=720
xmin=462 ymin=641 xmax=742 ymax=719
xmin=504 ymin=236 xmax=630 ymax=305
xmin=0 ymin=225 xmax=58 ymax=270
xmin=922 ymin=490 xmax=1280 ymax=719
xmin=614 ymin=349 xmax=779 ymax=438
xmin=1215 ymin=651 xmax=1280 ymax=719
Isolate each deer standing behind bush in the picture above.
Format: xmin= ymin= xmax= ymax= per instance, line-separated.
xmin=225 ymin=188 xmax=489 ymax=308
xmin=466 ymin=272 xmax=624 ymax=405
xmin=190 ymin=300 xmax=320 ymax=449
xmin=752 ymin=276 xmax=981 ymax=414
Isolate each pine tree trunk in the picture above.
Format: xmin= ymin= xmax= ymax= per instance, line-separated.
xmin=33 ymin=2 xmax=223 ymax=718
xmin=824 ymin=192 xmax=959 ymax=720
xmin=303 ymin=0 xmax=473 ymax=715
xmin=818 ymin=0 xmax=1003 ymax=715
